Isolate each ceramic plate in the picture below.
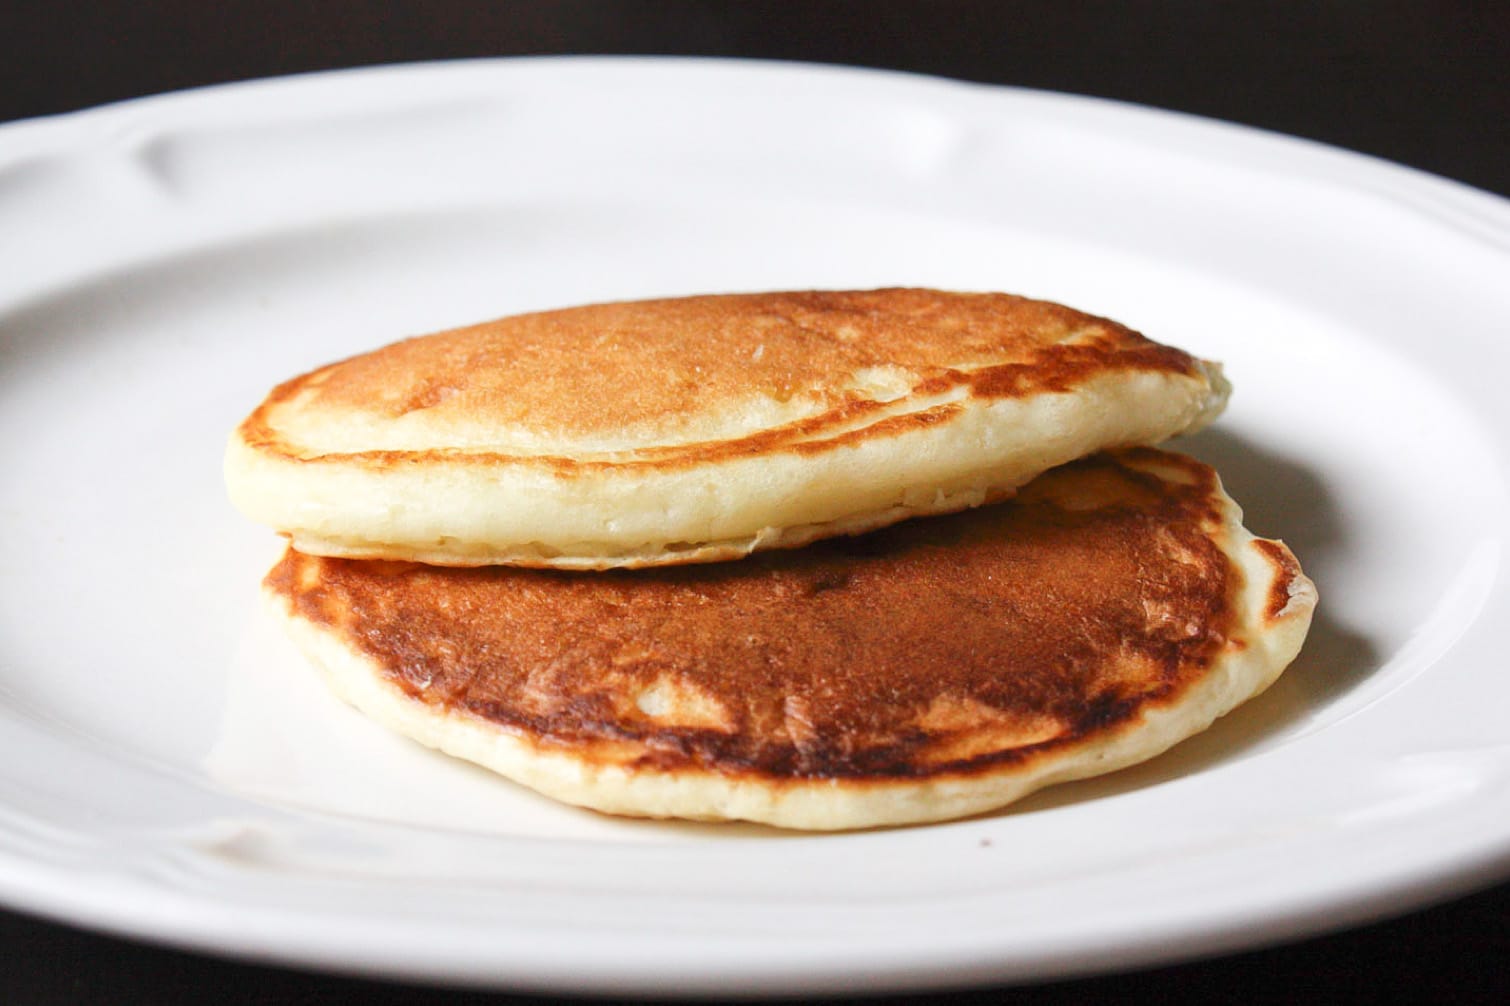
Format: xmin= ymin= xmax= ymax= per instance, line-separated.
xmin=1 ymin=58 xmax=1507 ymax=995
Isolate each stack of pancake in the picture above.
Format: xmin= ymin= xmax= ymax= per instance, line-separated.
xmin=225 ymin=289 xmax=1315 ymax=829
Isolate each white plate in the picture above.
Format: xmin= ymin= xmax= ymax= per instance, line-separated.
xmin=1 ymin=57 xmax=1508 ymax=995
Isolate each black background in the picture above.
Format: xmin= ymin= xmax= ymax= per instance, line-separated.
xmin=3 ymin=3 xmax=1507 ymax=1003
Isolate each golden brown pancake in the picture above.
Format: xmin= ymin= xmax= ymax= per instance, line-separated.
xmin=226 ymin=289 xmax=1230 ymax=568
xmin=264 ymin=449 xmax=1314 ymax=829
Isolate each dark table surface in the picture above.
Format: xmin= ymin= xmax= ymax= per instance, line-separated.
xmin=3 ymin=4 xmax=1507 ymax=1003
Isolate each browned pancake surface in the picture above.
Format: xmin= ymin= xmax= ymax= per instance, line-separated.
xmin=267 ymin=450 xmax=1255 ymax=782
xmin=242 ymin=288 xmax=1201 ymax=457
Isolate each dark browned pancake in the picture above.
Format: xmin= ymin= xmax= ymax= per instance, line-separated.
xmin=265 ymin=449 xmax=1314 ymax=829
xmin=227 ymin=289 xmax=1229 ymax=568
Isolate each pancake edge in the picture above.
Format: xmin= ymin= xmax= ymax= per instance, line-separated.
xmin=229 ymin=361 xmax=1229 ymax=569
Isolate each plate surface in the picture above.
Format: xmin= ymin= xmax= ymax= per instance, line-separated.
xmin=1 ymin=58 xmax=1508 ymax=995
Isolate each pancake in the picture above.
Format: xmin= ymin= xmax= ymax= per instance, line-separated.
xmin=226 ymin=288 xmax=1230 ymax=568
xmin=263 ymin=448 xmax=1315 ymax=830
